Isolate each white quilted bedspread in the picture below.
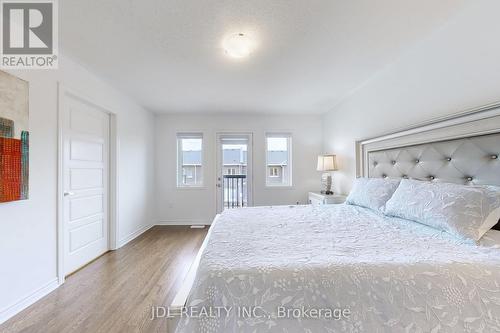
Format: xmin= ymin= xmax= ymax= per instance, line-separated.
xmin=176 ymin=204 xmax=500 ymax=333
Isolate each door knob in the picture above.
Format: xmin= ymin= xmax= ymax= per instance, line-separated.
xmin=64 ymin=191 xmax=75 ymax=197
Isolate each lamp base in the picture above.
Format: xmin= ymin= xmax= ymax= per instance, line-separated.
xmin=321 ymin=173 xmax=334 ymax=195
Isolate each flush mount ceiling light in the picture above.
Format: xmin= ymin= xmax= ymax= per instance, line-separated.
xmin=222 ymin=33 xmax=255 ymax=59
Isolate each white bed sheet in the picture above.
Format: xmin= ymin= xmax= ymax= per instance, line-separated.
xmin=176 ymin=204 xmax=500 ymax=333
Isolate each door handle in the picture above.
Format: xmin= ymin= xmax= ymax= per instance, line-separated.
xmin=64 ymin=191 xmax=75 ymax=197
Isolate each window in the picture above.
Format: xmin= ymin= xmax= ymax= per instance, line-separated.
xmin=226 ymin=168 xmax=237 ymax=175
xmin=266 ymin=134 xmax=292 ymax=186
xmin=269 ymin=167 xmax=279 ymax=177
xmin=177 ymin=133 xmax=203 ymax=187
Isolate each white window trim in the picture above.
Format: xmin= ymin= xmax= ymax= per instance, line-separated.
xmin=265 ymin=133 xmax=292 ymax=187
xmin=177 ymin=133 xmax=204 ymax=188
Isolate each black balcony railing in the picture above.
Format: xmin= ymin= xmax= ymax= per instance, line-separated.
xmin=223 ymin=174 xmax=246 ymax=208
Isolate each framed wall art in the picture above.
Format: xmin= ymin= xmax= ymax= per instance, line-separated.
xmin=0 ymin=70 xmax=29 ymax=203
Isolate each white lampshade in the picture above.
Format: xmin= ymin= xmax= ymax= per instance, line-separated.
xmin=317 ymin=154 xmax=338 ymax=171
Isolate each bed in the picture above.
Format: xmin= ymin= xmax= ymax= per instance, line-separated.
xmin=170 ymin=104 xmax=500 ymax=333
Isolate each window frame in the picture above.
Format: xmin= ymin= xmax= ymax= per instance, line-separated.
xmin=176 ymin=133 xmax=204 ymax=188
xmin=265 ymin=133 xmax=292 ymax=187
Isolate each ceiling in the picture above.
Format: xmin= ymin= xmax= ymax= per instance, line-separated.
xmin=60 ymin=0 xmax=468 ymax=114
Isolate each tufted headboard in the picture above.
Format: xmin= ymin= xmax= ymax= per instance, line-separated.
xmin=356 ymin=102 xmax=500 ymax=230
xmin=367 ymin=134 xmax=500 ymax=185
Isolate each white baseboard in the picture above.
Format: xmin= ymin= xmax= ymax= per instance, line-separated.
xmin=156 ymin=219 xmax=212 ymax=226
xmin=0 ymin=278 xmax=59 ymax=325
xmin=117 ymin=223 xmax=154 ymax=248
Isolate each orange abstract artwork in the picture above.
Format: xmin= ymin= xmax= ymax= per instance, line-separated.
xmin=0 ymin=70 xmax=29 ymax=203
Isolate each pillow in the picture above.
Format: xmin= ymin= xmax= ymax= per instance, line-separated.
xmin=482 ymin=185 xmax=500 ymax=233
xmin=346 ymin=177 xmax=401 ymax=212
xmin=384 ymin=179 xmax=500 ymax=242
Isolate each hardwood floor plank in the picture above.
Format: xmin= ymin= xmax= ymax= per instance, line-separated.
xmin=0 ymin=226 xmax=208 ymax=333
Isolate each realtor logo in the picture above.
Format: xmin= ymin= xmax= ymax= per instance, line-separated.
xmin=1 ymin=0 xmax=58 ymax=69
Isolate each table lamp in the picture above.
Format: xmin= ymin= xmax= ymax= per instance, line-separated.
xmin=317 ymin=154 xmax=338 ymax=195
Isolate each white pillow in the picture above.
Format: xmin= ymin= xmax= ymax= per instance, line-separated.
xmin=480 ymin=185 xmax=500 ymax=235
xmin=346 ymin=177 xmax=401 ymax=212
xmin=384 ymin=179 xmax=500 ymax=242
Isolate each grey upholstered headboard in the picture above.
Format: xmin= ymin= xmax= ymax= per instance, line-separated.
xmin=357 ymin=103 xmax=500 ymax=230
xmin=367 ymin=133 xmax=500 ymax=186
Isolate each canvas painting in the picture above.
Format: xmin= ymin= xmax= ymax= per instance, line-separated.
xmin=0 ymin=70 xmax=29 ymax=203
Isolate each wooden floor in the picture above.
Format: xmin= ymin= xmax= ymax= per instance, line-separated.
xmin=0 ymin=226 xmax=208 ymax=333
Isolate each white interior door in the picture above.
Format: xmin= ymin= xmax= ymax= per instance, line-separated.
xmin=216 ymin=133 xmax=253 ymax=213
xmin=62 ymin=94 xmax=109 ymax=275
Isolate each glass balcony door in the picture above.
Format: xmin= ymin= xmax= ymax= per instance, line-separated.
xmin=216 ymin=133 xmax=253 ymax=213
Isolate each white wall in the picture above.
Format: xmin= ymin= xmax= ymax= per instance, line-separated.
xmin=323 ymin=0 xmax=500 ymax=195
xmin=0 ymin=54 xmax=155 ymax=323
xmin=155 ymin=113 xmax=323 ymax=225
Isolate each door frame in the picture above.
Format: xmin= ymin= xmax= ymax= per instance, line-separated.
xmin=56 ymin=83 xmax=119 ymax=284
xmin=215 ymin=132 xmax=254 ymax=213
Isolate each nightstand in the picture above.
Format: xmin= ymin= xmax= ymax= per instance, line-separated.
xmin=308 ymin=192 xmax=346 ymax=205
